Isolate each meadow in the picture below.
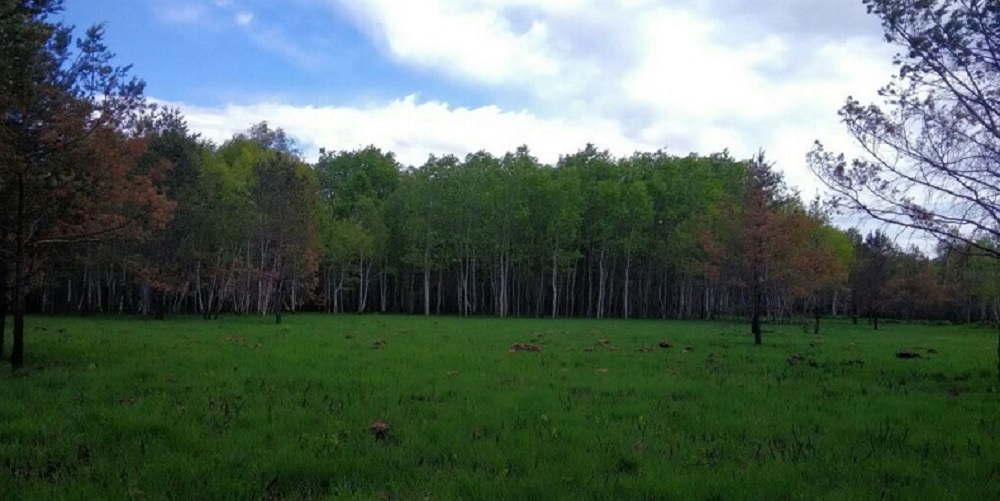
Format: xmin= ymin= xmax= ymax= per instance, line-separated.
xmin=0 ymin=315 xmax=998 ymax=500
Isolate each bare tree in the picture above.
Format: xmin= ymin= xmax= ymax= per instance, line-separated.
xmin=809 ymin=0 xmax=1000 ymax=378
xmin=810 ymin=0 xmax=999 ymax=253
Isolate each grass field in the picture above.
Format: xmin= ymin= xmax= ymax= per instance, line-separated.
xmin=0 ymin=315 xmax=998 ymax=499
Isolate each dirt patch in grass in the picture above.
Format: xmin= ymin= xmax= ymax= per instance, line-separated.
xmin=509 ymin=343 xmax=542 ymax=353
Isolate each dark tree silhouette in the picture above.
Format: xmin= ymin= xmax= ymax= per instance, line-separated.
xmin=858 ymin=231 xmax=896 ymax=330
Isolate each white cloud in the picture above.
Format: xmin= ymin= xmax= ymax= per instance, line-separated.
xmin=235 ymin=11 xmax=254 ymax=26
xmin=243 ymin=28 xmax=326 ymax=69
xmin=156 ymin=1 xmax=898 ymax=197
xmin=164 ymin=95 xmax=650 ymax=166
xmin=154 ymin=3 xmax=207 ymax=24
xmin=320 ymin=0 xmax=896 ymax=194
xmin=337 ymin=1 xmax=563 ymax=87
xmin=163 ymin=91 xmax=875 ymax=208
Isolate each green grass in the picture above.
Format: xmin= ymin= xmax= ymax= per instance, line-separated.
xmin=1 ymin=315 xmax=998 ymax=499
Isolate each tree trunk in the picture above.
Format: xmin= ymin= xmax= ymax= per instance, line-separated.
xmin=12 ymin=174 xmax=27 ymax=369
xmin=550 ymin=254 xmax=558 ymax=319
xmin=195 ymin=261 xmax=203 ymax=316
xmin=154 ymin=288 xmax=166 ymax=320
xmin=751 ymin=288 xmax=762 ymax=346
xmin=380 ymin=262 xmax=388 ymax=313
xmin=597 ymin=246 xmax=607 ymax=319
xmin=751 ymin=305 xmax=762 ymax=346
xmin=274 ymin=278 xmax=283 ymax=324
xmin=358 ymin=255 xmax=368 ymax=314
xmin=471 ymin=257 xmax=478 ymax=314
xmin=568 ymin=265 xmax=577 ymax=317
xmin=814 ymin=295 xmax=821 ymax=335
xmin=623 ymin=253 xmax=631 ymax=319
xmin=460 ymin=255 xmax=470 ymax=316
xmin=423 ymin=265 xmax=430 ymax=317
xmin=705 ymin=281 xmax=712 ymax=320
xmin=12 ymin=263 xmax=24 ymax=368
xmin=0 ymin=253 xmax=7 ymax=361
xmin=436 ymin=271 xmax=443 ymax=315
xmin=499 ymin=252 xmax=509 ymax=318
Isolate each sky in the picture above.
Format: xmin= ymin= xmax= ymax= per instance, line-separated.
xmin=60 ymin=0 xmax=898 ymax=198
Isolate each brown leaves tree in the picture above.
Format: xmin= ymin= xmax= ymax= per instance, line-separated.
xmin=0 ymin=1 xmax=173 ymax=368
xmin=702 ymin=152 xmax=820 ymax=344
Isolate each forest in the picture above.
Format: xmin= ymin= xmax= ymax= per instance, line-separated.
xmin=14 ymin=121 xmax=1000 ymax=328
xmin=2 ymin=0 xmax=1000 ymax=370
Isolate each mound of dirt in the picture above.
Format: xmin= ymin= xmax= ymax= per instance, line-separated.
xmin=786 ymin=353 xmax=819 ymax=367
xmin=370 ymin=420 xmax=391 ymax=441
xmin=509 ymin=342 xmax=542 ymax=353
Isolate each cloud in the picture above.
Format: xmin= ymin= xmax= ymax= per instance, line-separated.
xmin=153 ymin=3 xmax=208 ymax=24
xmin=162 ymin=95 xmax=652 ymax=166
xmin=161 ymin=90 xmax=870 ymax=204
xmin=697 ymin=0 xmax=883 ymax=40
xmin=152 ymin=1 xmax=898 ymax=196
xmin=322 ymin=0 xmax=897 ymax=195
xmin=331 ymin=0 xmax=627 ymax=100
xmin=235 ymin=11 xmax=254 ymax=26
xmin=242 ymin=28 xmax=326 ymax=69
xmin=336 ymin=1 xmax=562 ymax=88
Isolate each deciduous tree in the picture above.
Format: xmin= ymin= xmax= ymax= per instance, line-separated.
xmin=0 ymin=1 xmax=172 ymax=367
xmin=857 ymin=230 xmax=896 ymax=330
xmin=808 ymin=0 xmax=1000 ymax=376
xmin=735 ymin=153 xmax=792 ymax=345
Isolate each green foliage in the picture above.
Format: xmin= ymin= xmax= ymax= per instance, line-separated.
xmin=315 ymin=146 xmax=400 ymax=220
xmin=813 ymin=224 xmax=855 ymax=274
xmin=970 ymin=241 xmax=1000 ymax=300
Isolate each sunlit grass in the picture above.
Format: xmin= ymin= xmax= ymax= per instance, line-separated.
xmin=1 ymin=315 xmax=998 ymax=499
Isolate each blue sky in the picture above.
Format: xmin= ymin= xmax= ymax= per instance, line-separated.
xmin=59 ymin=0 xmax=897 ymax=196
xmin=61 ymin=0 xmax=488 ymax=108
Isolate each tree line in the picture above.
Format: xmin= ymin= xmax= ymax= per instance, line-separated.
xmin=10 ymin=115 xmax=1000 ymax=328
xmin=2 ymin=0 xmax=1000 ymax=370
